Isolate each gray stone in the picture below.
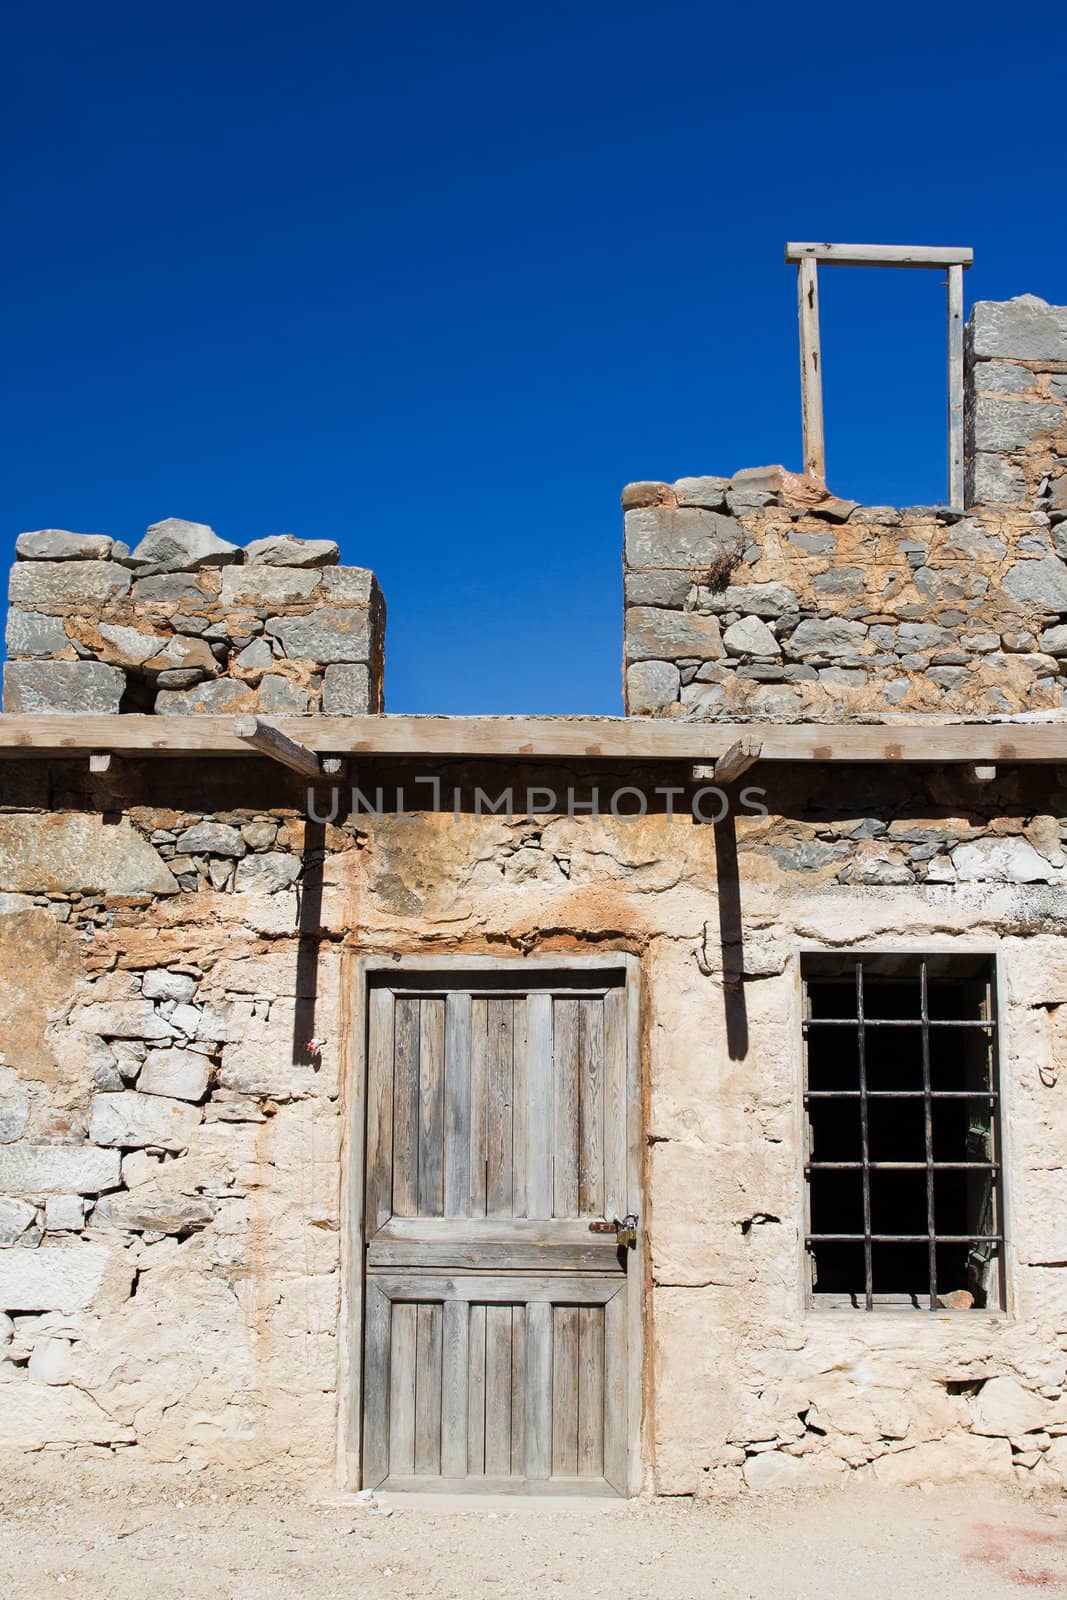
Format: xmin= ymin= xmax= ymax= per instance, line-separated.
xmin=130 ymin=572 xmax=210 ymax=603
xmin=96 ymin=622 xmax=169 ymax=665
xmin=819 ymin=667 xmax=866 ymax=688
xmin=787 ymin=530 xmax=836 ymax=554
xmin=625 ymin=607 xmax=725 ymax=662
xmin=8 ymin=560 xmax=130 ymax=613
xmin=15 ymin=529 xmax=113 ymax=561
xmin=0 ymin=1075 xmax=30 ymax=1144
xmin=973 ymin=361 xmax=1036 ymax=395
xmin=624 ymin=571 xmax=693 ymax=608
xmin=938 ymin=524 xmax=1008 ymax=562
xmin=0 ymin=814 xmax=178 ymax=897
xmin=243 ymin=534 xmax=339 ymax=567
xmin=970 ymin=296 xmax=1067 ymax=362
xmin=1002 ymin=557 xmax=1067 ymax=612
xmin=44 ymin=1195 xmax=85 ymax=1232
xmin=234 ymin=638 xmax=274 ymax=671
xmin=4 ymin=610 xmax=70 ymax=658
xmin=699 ymin=582 xmax=799 ymax=618
xmin=88 ymin=1090 xmax=202 ymax=1151
xmin=971 ymin=397 xmax=1063 ymax=452
xmin=672 ymin=476 xmax=728 ymax=509
xmin=632 ymin=663 xmax=684 ymax=713
xmin=93 ymin=1188 xmax=216 ymax=1235
xmin=0 ymin=1195 xmax=36 ymax=1246
xmin=0 ymin=1143 xmax=121 ymax=1194
xmin=322 ymin=663 xmax=371 ymax=715
xmin=264 ymin=606 xmax=373 ymax=663
xmin=952 ymin=837 xmax=1053 ymax=884
xmin=129 ymin=517 xmax=239 ymax=572
xmin=970 ymin=453 xmax=1026 ymax=504
xmin=1039 ymin=625 xmax=1067 ymax=656
xmin=772 ymin=841 xmax=848 ymax=872
xmin=234 ymin=852 xmax=301 ymax=894
xmin=3 ymin=661 xmax=125 ymax=714
xmin=154 ymin=679 xmax=254 ymax=715
xmin=219 ymin=566 xmax=322 ymax=608
xmin=783 ymin=619 xmax=869 ymax=659
xmin=175 ymin=822 xmax=246 ymax=858
xmin=722 ymin=616 xmax=778 ymax=658
xmin=141 ymin=970 xmax=198 ymax=1004
xmin=623 ymin=506 xmax=743 ymax=571
xmin=241 ymin=820 xmax=278 ymax=851
xmin=896 ymin=624 xmax=955 ymax=653
xmin=155 ymin=669 xmax=209 ymax=689
xmin=320 ymin=567 xmax=379 ymax=604
xmin=0 ymin=1243 xmax=116 ymax=1313
xmin=812 ymin=566 xmax=865 ymax=596
xmin=258 ymin=675 xmax=310 ymax=713
xmin=138 ymin=1047 xmax=211 ymax=1102
xmin=73 ymin=1000 xmax=176 ymax=1040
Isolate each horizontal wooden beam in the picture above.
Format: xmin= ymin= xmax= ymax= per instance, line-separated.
xmin=785 ymin=242 xmax=974 ymax=269
xmin=0 ymin=713 xmax=1064 ymax=766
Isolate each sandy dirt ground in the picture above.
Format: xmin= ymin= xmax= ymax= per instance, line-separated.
xmin=1 ymin=1462 xmax=1067 ymax=1599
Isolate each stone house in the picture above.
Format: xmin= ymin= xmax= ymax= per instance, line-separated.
xmin=1 ymin=292 xmax=1067 ymax=1495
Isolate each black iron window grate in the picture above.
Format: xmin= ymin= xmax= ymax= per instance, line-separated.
xmin=802 ymin=955 xmax=1002 ymax=1311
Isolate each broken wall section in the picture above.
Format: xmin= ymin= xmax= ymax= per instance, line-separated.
xmin=3 ymin=520 xmax=385 ymax=716
xmin=965 ymin=295 xmax=1067 ymax=508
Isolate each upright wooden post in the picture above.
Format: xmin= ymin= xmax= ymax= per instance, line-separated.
xmin=797 ymin=257 xmax=825 ymax=482
xmin=947 ymin=262 xmax=965 ymax=509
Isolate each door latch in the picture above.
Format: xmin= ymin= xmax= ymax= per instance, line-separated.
xmin=588 ymin=1213 xmax=638 ymax=1248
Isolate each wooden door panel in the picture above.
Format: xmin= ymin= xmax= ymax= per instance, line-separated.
xmin=363 ymin=971 xmax=634 ymax=1496
xmin=363 ymin=1276 xmax=626 ymax=1492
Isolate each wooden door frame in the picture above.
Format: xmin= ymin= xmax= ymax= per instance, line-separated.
xmin=337 ymin=950 xmax=644 ymax=1493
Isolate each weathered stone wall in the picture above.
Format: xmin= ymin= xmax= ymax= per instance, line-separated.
xmin=965 ymin=296 xmax=1067 ymax=507
xmin=3 ymin=521 xmax=385 ymax=716
xmin=623 ymin=471 xmax=1067 ymax=720
xmin=624 ymin=294 xmax=1067 ymax=721
xmin=1 ymin=759 xmax=1066 ymax=1493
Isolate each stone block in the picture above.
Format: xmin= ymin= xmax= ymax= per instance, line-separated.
xmin=93 ymin=1186 xmax=215 ymax=1234
xmin=970 ymin=296 xmax=1067 ymax=362
xmin=154 ymin=679 xmax=255 ymax=715
xmin=144 ymin=634 xmax=217 ymax=675
xmin=3 ymin=660 xmax=126 ymax=713
xmin=28 ymin=1335 xmax=75 ymax=1384
xmin=783 ymin=618 xmax=869 ymax=659
xmin=243 ymin=534 xmax=339 ymax=567
xmin=624 ymin=506 xmax=743 ymax=571
xmin=624 ymin=571 xmax=693 ymax=608
xmin=0 ymin=1378 xmax=134 ymax=1447
xmin=219 ymin=566 xmax=322 ymax=607
xmin=15 ymin=529 xmax=113 ymax=561
xmin=129 ymin=517 xmax=239 ymax=572
xmin=0 ymin=1242 xmax=113 ymax=1311
xmin=264 ymin=606 xmax=373 ymax=663
xmin=176 ymin=821 xmax=246 ymax=857
xmin=969 ymin=452 xmax=1026 ymax=504
xmin=1040 ymin=624 xmax=1067 ymax=655
xmin=722 ymin=616 xmax=778 ymax=657
xmin=322 ymin=662 xmax=370 ymax=714
xmin=0 ymin=1195 xmax=36 ymax=1246
xmin=620 ymin=481 xmax=672 ymax=510
xmin=45 ymin=1195 xmax=86 ymax=1231
xmin=88 ymin=1090 xmax=202 ymax=1151
xmin=96 ymin=622 xmax=169 ymax=665
xmin=320 ymin=566 xmax=379 ymax=603
xmin=0 ymin=1075 xmax=30 ymax=1144
xmin=138 ymin=1047 xmax=211 ymax=1102
xmin=971 ymin=397 xmax=1063 ymax=452
xmin=8 ymin=560 xmax=130 ymax=613
xmin=74 ymin=1000 xmax=176 ymax=1039
xmin=0 ymin=814 xmax=177 ymax=897
xmin=625 ymin=607 xmax=725 ymax=662
xmin=698 ymin=582 xmax=799 ymax=617
xmin=973 ymin=360 xmax=1037 ymax=395
xmin=1002 ymin=557 xmax=1067 ymax=611
xmin=234 ymin=852 xmax=301 ymax=893
xmin=141 ymin=970 xmax=198 ymax=1004
xmin=234 ymin=638 xmax=274 ymax=671
xmin=258 ymin=675 xmax=310 ymax=713
xmin=0 ymin=1144 xmax=121 ymax=1194
xmin=673 ymin=476 xmax=728 ymax=509
xmin=971 ymin=1378 xmax=1048 ymax=1438
xmin=4 ymin=610 xmax=70 ymax=658
xmin=130 ymin=572 xmax=212 ymax=603
xmin=952 ymin=837 xmax=1053 ymax=883
xmin=625 ymin=660 xmax=680 ymax=714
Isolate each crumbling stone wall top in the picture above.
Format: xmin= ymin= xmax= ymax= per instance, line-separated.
xmin=3 ymin=518 xmax=385 ymax=716
xmin=966 ymin=296 xmax=1067 ymax=507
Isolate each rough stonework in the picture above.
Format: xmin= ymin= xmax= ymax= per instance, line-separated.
xmin=3 ymin=520 xmax=385 ymax=716
xmin=2 ymin=293 xmax=1067 ymax=1500
xmin=965 ymin=296 xmax=1067 ymax=506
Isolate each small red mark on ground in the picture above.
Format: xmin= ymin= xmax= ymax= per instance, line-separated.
xmin=967 ymin=1523 xmax=1065 ymax=1592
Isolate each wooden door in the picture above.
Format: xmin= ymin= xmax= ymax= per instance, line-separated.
xmin=361 ymin=968 xmax=638 ymax=1495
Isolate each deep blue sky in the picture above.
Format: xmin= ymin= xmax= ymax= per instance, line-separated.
xmin=3 ymin=1 xmax=1065 ymax=714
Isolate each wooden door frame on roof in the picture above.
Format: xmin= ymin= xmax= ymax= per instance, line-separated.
xmin=336 ymin=950 xmax=645 ymax=1495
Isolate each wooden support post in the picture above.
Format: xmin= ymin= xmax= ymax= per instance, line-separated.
xmin=88 ymin=752 xmax=112 ymax=774
xmin=947 ymin=262 xmax=965 ymax=510
xmin=797 ymin=257 xmax=825 ymax=483
xmin=691 ymin=735 xmax=763 ymax=786
xmin=233 ymin=716 xmax=322 ymax=779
